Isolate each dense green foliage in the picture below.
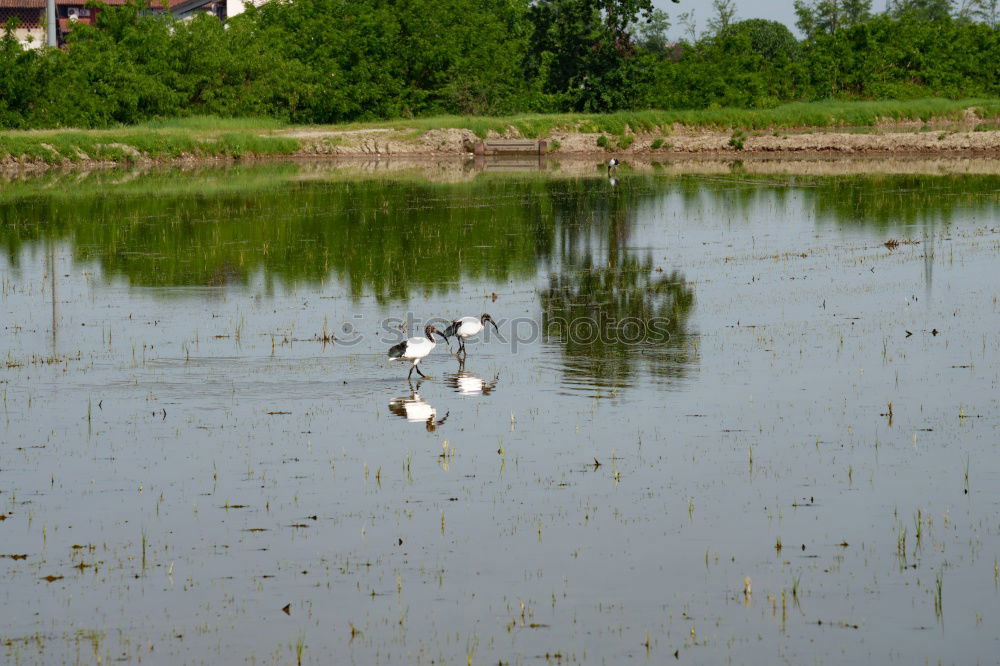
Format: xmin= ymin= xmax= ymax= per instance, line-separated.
xmin=0 ymin=0 xmax=998 ymax=128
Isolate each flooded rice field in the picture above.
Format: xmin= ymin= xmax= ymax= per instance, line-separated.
xmin=0 ymin=159 xmax=998 ymax=665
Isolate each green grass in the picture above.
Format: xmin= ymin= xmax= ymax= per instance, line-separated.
xmin=0 ymin=128 xmax=298 ymax=164
xmin=2 ymin=99 xmax=998 ymax=165
xmin=728 ymin=129 xmax=746 ymax=150
xmin=133 ymin=115 xmax=286 ymax=131
xmin=302 ymin=98 xmax=1000 ymax=137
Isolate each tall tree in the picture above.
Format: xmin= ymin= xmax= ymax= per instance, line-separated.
xmin=888 ymin=0 xmax=955 ymax=21
xmin=794 ymin=0 xmax=872 ymax=37
xmin=963 ymin=0 xmax=998 ymax=25
xmin=526 ymin=0 xmax=659 ymax=110
xmin=706 ymin=0 xmax=737 ymax=35
xmin=842 ymin=0 xmax=873 ymax=22
xmin=676 ymin=9 xmax=698 ymax=42
xmin=634 ymin=9 xmax=672 ymax=52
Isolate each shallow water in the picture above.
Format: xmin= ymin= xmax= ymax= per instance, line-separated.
xmin=1 ymin=160 xmax=998 ymax=665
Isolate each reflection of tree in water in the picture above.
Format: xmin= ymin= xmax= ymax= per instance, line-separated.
xmin=1 ymin=168 xmax=993 ymax=304
xmin=678 ymin=172 xmax=993 ymax=231
xmin=0 ymin=167 xmax=559 ymax=302
xmin=541 ymin=179 xmax=695 ymax=392
xmin=541 ymin=255 xmax=694 ymax=391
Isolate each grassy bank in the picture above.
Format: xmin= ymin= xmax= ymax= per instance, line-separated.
xmin=0 ymin=124 xmax=299 ymax=165
xmin=1 ymin=98 xmax=999 ymax=165
xmin=331 ymin=98 xmax=1000 ymax=137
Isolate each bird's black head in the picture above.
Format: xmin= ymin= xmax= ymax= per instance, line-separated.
xmin=481 ymin=313 xmax=499 ymax=333
xmin=425 ymin=323 xmax=444 ymax=342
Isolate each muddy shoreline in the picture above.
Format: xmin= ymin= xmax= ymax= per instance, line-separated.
xmin=287 ymin=124 xmax=1000 ymax=157
xmin=2 ymin=119 xmax=1000 ymax=172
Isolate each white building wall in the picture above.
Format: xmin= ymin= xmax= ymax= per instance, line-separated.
xmin=225 ymin=0 xmax=268 ymax=18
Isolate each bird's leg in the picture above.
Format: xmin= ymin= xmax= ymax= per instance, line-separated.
xmin=407 ymin=365 xmax=415 ymax=380
xmin=415 ymin=365 xmax=427 ymax=379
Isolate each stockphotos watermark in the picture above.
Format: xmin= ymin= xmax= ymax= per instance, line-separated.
xmin=334 ymin=313 xmax=672 ymax=351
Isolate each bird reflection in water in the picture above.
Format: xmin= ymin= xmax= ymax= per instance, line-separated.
xmin=445 ymin=359 xmax=500 ymax=396
xmin=388 ymin=381 xmax=449 ymax=431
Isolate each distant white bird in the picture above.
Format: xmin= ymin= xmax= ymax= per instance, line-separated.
xmin=443 ymin=313 xmax=498 ymax=356
xmin=607 ymin=158 xmax=619 ymax=174
xmin=388 ymin=324 xmax=447 ymax=379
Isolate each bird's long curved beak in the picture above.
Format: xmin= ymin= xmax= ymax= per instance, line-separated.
xmin=490 ymin=320 xmax=499 ymax=334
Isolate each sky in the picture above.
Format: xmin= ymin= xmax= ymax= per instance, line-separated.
xmin=649 ymin=0 xmax=795 ymax=40
xmin=650 ymin=0 xmax=874 ymax=38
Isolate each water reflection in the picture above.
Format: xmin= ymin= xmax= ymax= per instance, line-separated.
xmin=388 ymin=383 xmax=449 ymax=431
xmin=445 ymin=362 xmax=500 ymax=396
xmin=0 ymin=166 xmax=991 ymax=298
xmin=671 ymin=171 xmax=992 ymax=231
xmin=541 ymin=172 xmax=695 ymax=393
xmin=1 ymin=164 xmax=994 ymax=394
xmin=0 ymin=166 xmax=560 ymax=300
xmin=541 ymin=256 xmax=694 ymax=392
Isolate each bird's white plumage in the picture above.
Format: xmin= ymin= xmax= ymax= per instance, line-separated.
xmin=392 ymin=336 xmax=435 ymax=362
xmin=388 ymin=324 xmax=444 ymax=379
xmin=444 ymin=313 xmax=497 ymax=356
xmin=453 ymin=317 xmax=484 ymax=340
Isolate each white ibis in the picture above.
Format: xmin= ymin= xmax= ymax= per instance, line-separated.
xmin=443 ymin=313 xmax=498 ymax=356
xmin=388 ymin=324 xmax=447 ymax=379
xmin=607 ymin=158 xmax=619 ymax=174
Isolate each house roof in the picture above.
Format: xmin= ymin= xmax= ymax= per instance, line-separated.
xmin=0 ymin=0 xmax=202 ymax=8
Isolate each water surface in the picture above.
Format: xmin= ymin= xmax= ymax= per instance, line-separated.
xmin=1 ymin=160 xmax=998 ymax=664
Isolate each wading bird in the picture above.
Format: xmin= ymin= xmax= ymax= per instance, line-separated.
xmin=443 ymin=313 xmax=498 ymax=356
xmin=607 ymin=158 xmax=619 ymax=174
xmin=388 ymin=324 xmax=447 ymax=379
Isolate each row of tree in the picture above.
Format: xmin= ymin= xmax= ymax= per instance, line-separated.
xmin=0 ymin=0 xmax=997 ymax=128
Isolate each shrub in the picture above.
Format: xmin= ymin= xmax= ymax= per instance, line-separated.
xmin=728 ymin=129 xmax=746 ymax=150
